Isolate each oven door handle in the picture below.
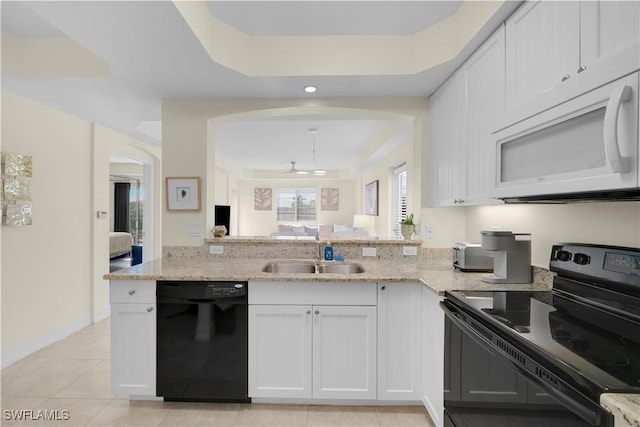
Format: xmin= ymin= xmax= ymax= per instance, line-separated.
xmin=440 ymin=300 xmax=610 ymax=427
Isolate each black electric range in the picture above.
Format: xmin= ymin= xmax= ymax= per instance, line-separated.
xmin=442 ymin=243 xmax=640 ymax=427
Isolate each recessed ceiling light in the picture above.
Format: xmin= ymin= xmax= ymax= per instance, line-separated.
xmin=303 ymin=85 xmax=317 ymax=94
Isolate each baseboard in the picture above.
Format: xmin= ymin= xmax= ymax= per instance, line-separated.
xmin=91 ymin=305 xmax=111 ymax=323
xmin=423 ymin=395 xmax=443 ymax=427
xmin=1 ymin=308 xmax=111 ymax=369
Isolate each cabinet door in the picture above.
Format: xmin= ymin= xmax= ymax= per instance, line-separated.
xmin=377 ymin=283 xmax=421 ymax=400
xmin=111 ymin=303 xmax=156 ymax=397
xmin=248 ymin=305 xmax=312 ymax=398
xmin=428 ymin=70 xmax=466 ymax=206
xmin=506 ymin=1 xmax=580 ymax=109
xmin=459 ymin=331 xmax=527 ymax=403
xmin=463 ymin=25 xmax=505 ymax=204
xmin=312 ymin=305 xmax=377 ymax=400
xmin=580 ymin=1 xmax=640 ymax=81
xmin=422 ymin=289 xmax=446 ymax=427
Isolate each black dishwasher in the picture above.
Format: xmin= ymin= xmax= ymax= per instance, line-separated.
xmin=156 ymin=281 xmax=249 ymax=402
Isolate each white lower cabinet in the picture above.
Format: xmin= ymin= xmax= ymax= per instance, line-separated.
xmin=421 ymin=286 xmax=445 ymax=427
xmin=377 ymin=282 xmax=422 ymax=401
xmin=248 ymin=305 xmax=313 ymax=398
xmin=248 ymin=281 xmax=378 ymax=401
xmin=110 ymin=280 xmax=156 ymax=397
xmin=312 ymin=305 xmax=377 ymax=400
xmin=248 ymin=303 xmax=377 ymax=400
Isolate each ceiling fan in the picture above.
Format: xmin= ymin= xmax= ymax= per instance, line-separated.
xmin=283 ymin=129 xmax=327 ymax=176
xmin=285 ymin=161 xmax=305 ymax=174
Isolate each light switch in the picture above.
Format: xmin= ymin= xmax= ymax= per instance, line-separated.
xmin=209 ymin=245 xmax=224 ymax=255
xmin=403 ymin=246 xmax=418 ymax=256
xmin=362 ymin=247 xmax=377 ymax=257
xmin=188 ymin=223 xmax=202 ymax=237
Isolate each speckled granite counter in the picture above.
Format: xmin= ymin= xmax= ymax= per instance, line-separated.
xmin=104 ymin=256 xmax=551 ymax=295
xmin=601 ymin=394 xmax=640 ymax=427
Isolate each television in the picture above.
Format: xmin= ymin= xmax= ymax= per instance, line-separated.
xmin=214 ymin=205 xmax=230 ymax=236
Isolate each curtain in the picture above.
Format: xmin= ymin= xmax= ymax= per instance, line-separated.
xmin=114 ymin=182 xmax=130 ymax=232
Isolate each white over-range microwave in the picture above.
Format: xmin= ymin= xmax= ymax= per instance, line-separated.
xmin=492 ymin=72 xmax=639 ymax=199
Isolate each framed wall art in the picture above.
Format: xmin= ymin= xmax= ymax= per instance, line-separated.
xmin=254 ymin=188 xmax=272 ymax=210
xmin=321 ymin=188 xmax=339 ymax=211
xmin=166 ymin=177 xmax=201 ymax=211
xmin=365 ymin=180 xmax=378 ymax=216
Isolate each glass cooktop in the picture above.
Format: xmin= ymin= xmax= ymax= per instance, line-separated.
xmin=447 ymin=289 xmax=640 ymax=394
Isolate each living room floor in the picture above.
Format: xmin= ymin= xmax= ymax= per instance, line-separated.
xmin=1 ymin=318 xmax=435 ymax=427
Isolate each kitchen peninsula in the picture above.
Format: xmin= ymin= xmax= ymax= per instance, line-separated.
xmin=104 ymin=237 xmax=553 ymax=426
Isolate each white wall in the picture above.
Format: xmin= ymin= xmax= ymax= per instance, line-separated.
xmin=237 ymin=178 xmax=357 ymax=236
xmin=1 ymin=90 xmax=161 ymax=367
xmin=465 ymin=203 xmax=640 ymax=267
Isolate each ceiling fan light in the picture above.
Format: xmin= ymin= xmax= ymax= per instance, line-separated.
xmin=303 ymin=85 xmax=317 ymax=94
xmin=313 ymin=170 xmax=326 ymax=176
xmin=296 ymin=170 xmax=309 ymax=175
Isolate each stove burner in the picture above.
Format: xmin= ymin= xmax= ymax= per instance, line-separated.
xmin=621 ymin=336 xmax=640 ymax=351
xmin=553 ymin=331 xmax=630 ymax=367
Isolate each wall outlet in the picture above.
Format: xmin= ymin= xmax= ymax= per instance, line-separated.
xmin=425 ymin=226 xmax=434 ymax=240
xmin=188 ymin=223 xmax=202 ymax=237
xmin=362 ymin=247 xmax=377 ymax=257
xmin=209 ymin=245 xmax=224 ymax=255
xmin=403 ymin=246 xmax=418 ymax=256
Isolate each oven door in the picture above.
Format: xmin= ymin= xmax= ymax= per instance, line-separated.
xmin=441 ymin=300 xmax=613 ymax=427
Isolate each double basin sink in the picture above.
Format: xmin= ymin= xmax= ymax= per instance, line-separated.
xmin=262 ymin=261 xmax=364 ymax=275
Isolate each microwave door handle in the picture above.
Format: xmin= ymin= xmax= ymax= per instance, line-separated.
xmin=603 ymin=84 xmax=632 ymax=173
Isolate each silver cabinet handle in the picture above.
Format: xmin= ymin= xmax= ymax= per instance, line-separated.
xmin=305 ymin=310 xmax=311 ymax=315
xmin=128 ymin=290 xmax=136 ymax=295
xmin=603 ymin=84 xmax=632 ymax=173
xmin=561 ymin=74 xmax=571 ymax=82
xmin=314 ymin=310 xmax=320 ymax=315
xmin=147 ymin=307 xmax=153 ymax=312
xmin=577 ymin=65 xmax=587 ymax=73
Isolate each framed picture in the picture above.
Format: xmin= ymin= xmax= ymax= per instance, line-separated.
xmin=166 ymin=177 xmax=201 ymax=211
xmin=254 ymin=188 xmax=272 ymax=210
xmin=365 ymin=180 xmax=378 ymax=216
xmin=321 ymin=188 xmax=339 ymax=211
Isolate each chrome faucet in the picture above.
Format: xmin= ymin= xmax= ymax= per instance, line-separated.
xmin=315 ymin=232 xmax=322 ymax=261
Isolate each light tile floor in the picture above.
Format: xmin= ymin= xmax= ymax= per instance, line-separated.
xmin=2 ymin=318 xmax=435 ymax=427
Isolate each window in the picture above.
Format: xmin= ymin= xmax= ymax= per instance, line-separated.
xmin=392 ymin=164 xmax=408 ymax=238
xmin=277 ymin=188 xmax=317 ymax=222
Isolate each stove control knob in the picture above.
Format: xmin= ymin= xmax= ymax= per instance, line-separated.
xmin=573 ymin=253 xmax=591 ymax=265
xmin=556 ymin=250 xmax=572 ymax=262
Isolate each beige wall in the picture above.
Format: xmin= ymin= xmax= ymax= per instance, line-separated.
xmin=465 ymin=203 xmax=640 ymax=267
xmin=2 ymin=90 xmax=92 ymax=362
xmin=162 ymin=97 xmax=428 ymax=245
xmin=1 ymin=90 xmax=161 ymax=366
xmin=237 ymin=178 xmax=357 ymax=236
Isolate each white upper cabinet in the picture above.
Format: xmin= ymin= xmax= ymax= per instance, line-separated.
xmin=429 ymin=26 xmax=505 ymax=207
xmin=463 ymin=25 xmax=506 ymax=204
xmin=505 ymin=1 xmax=580 ymax=110
xmin=505 ymin=0 xmax=640 ymax=124
xmin=429 ymin=70 xmax=466 ymax=207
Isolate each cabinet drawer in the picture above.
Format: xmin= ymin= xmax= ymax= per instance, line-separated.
xmin=110 ymin=280 xmax=155 ymax=304
xmin=249 ymin=281 xmax=377 ymax=306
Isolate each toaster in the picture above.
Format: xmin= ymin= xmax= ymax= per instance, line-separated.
xmin=452 ymin=242 xmax=493 ymax=272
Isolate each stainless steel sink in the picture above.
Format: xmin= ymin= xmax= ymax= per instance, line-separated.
xmin=261 ymin=261 xmax=365 ymax=274
xmin=261 ymin=262 xmax=316 ymax=274
xmin=316 ymin=263 xmax=364 ymax=274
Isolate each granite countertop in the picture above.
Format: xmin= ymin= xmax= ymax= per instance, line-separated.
xmin=105 ymin=256 xmax=639 ymax=422
xmin=601 ymin=394 xmax=640 ymax=427
xmin=104 ymin=256 xmax=550 ymax=295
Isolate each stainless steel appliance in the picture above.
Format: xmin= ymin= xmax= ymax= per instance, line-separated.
xmin=441 ymin=243 xmax=640 ymax=426
xmin=480 ymin=230 xmax=531 ymax=283
xmin=156 ymin=281 xmax=249 ymax=402
xmin=452 ymin=243 xmax=493 ymax=272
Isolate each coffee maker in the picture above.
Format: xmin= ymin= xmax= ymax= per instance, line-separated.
xmin=480 ymin=230 xmax=532 ymax=283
